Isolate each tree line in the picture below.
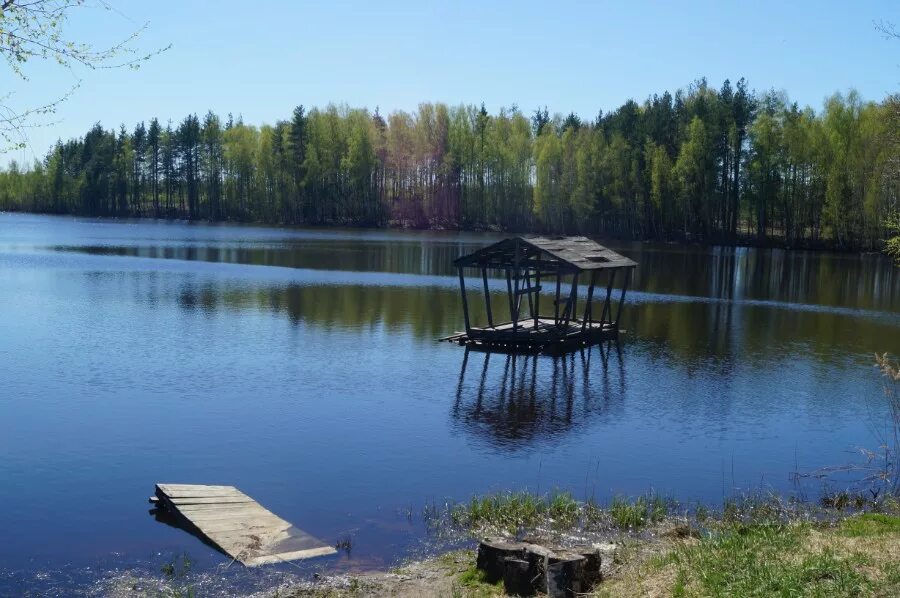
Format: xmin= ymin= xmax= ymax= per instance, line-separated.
xmin=1 ymin=78 xmax=897 ymax=250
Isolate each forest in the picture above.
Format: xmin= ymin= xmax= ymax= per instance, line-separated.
xmin=0 ymin=78 xmax=897 ymax=251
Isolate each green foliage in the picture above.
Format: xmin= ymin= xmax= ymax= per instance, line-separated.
xmin=887 ymin=211 xmax=900 ymax=263
xmin=840 ymin=513 xmax=900 ymax=537
xmin=548 ymin=491 xmax=579 ymax=528
xmin=609 ymin=494 xmax=670 ymax=529
xmin=457 ymin=565 xmax=501 ymax=589
xmin=0 ymin=79 xmax=897 ymax=251
xmin=0 ymin=1 xmax=168 ymax=151
xmin=453 ymin=491 xmax=547 ymax=533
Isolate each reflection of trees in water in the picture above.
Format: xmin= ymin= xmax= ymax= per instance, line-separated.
xmin=169 ymin=277 xmax=900 ymax=360
xmin=451 ymin=344 xmax=626 ymax=449
xmin=174 ymin=281 xmax=464 ymax=338
xmin=62 ymin=241 xmax=899 ymax=312
xmin=631 ymin=245 xmax=899 ymax=312
xmin=57 ymin=239 xmax=475 ymax=277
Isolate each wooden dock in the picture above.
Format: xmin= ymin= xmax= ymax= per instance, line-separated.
xmin=152 ymin=483 xmax=336 ymax=566
xmin=440 ymin=318 xmax=621 ymax=354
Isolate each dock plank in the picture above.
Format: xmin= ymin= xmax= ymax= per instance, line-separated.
xmin=154 ymin=483 xmax=336 ymax=566
xmin=168 ymin=497 xmax=256 ymax=505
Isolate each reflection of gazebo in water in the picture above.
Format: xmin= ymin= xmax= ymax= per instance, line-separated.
xmin=452 ymin=342 xmax=624 ymax=448
xmin=442 ymin=236 xmax=637 ymax=354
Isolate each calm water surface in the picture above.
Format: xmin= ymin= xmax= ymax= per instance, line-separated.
xmin=1 ymin=213 xmax=898 ymax=593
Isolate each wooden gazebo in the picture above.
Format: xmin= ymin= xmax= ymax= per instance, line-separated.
xmin=442 ymin=236 xmax=637 ymax=353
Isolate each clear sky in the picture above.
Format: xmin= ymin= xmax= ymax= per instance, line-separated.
xmin=6 ymin=0 xmax=900 ymax=162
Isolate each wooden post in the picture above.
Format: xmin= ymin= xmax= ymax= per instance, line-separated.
xmin=523 ymin=269 xmax=534 ymax=322
xmin=554 ymin=268 xmax=562 ymax=326
xmin=534 ymin=267 xmax=541 ymax=329
xmin=571 ymin=273 xmax=578 ymax=325
xmin=600 ymin=270 xmax=617 ymax=325
xmin=482 ymin=267 xmax=493 ymax=328
xmin=613 ymin=268 xmax=631 ymax=329
xmin=563 ymin=272 xmax=579 ymax=327
xmin=512 ymin=267 xmax=520 ymax=333
xmin=506 ymin=269 xmax=515 ymax=324
xmin=458 ymin=266 xmax=471 ymax=332
xmin=581 ymin=271 xmax=597 ymax=332
xmin=512 ymin=240 xmax=521 ymax=333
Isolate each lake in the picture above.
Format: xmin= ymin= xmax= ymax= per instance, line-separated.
xmin=1 ymin=212 xmax=898 ymax=594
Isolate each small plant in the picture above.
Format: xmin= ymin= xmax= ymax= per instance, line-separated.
xmin=583 ymin=498 xmax=605 ymax=527
xmin=159 ymin=553 xmax=194 ymax=598
xmin=160 ymin=553 xmax=191 ymax=579
xmin=548 ymin=491 xmax=579 ymax=528
xmin=455 ymin=564 xmax=503 ymax=597
xmin=460 ymin=491 xmax=548 ymax=533
xmin=609 ymin=494 xmax=670 ymax=529
xmin=695 ymin=504 xmax=709 ymax=523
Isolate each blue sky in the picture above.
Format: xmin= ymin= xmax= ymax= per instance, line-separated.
xmin=6 ymin=0 xmax=900 ymax=161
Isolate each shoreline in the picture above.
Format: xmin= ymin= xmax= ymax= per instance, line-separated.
xmin=1 ymin=209 xmax=889 ymax=256
xmin=101 ymin=491 xmax=900 ymax=597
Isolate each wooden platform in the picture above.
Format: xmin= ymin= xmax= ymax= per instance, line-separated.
xmin=440 ymin=318 xmax=621 ymax=354
xmin=152 ymin=483 xmax=336 ymax=566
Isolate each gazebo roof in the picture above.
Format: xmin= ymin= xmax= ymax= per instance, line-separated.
xmin=455 ymin=236 xmax=637 ymax=271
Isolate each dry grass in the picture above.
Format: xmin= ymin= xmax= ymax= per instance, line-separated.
xmin=594 ymin=513 xmax=900 ymax=597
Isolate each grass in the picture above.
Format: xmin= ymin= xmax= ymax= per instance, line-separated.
xmin=609 ymin=494 xmax=670 ymax=529
xmin=158 ymin=553 xmax=195 ymax=598
xmin=451 ymin=490 xmax=581 ymax=533
xmin=445 ymin=490 xmax=673 ymax=535
xmin=840 ymin=512 xmax=900 ymax=537
xmin=455 ymin=565 xmax=503 ymax=592
xmin=598 ymin=513 xmax=900 ymax=597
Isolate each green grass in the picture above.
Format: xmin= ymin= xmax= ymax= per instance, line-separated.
xmin=609 ymin=494 xmax=669 ymax=529
xmin=452 ymin=565 xmax=503 ymax=597
xmin=664 ymin=523 xmax=873 ymax=597
xmin=548 ymin=491 xmax=579 ymax=528
xmin=446 ymin=490 xmax=676 ymax=533
xmin=451 ymin=490 xmax=581 ymax=533
xmin=632 ymin=517 xmax=900 ymax=598
xmin=840 ymin=513 xmax=900 ymax=537
xmin=454 ymin=491 xmax=547 ymax=532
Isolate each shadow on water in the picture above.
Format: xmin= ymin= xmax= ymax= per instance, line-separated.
xmin=451 ymin=342 xmax=626 ymax=450
xmin=149 ymin=506 xmax=229 ymax=559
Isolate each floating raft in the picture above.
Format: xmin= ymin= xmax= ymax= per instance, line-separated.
xmin=152 ymin=483 xmax=336 ymax=566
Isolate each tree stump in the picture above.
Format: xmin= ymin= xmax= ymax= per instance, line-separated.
xmin=476 ymin=539 xmax=528 ymax=583
xmin=545 ymin=552 xmax=585 ymax=598
xmin=523 ymin=543 xmax=555 ymax=590
xmin=503 ymin=558 xmax=535 ymax=596
xmin=576 ymin=547 xmax=603 ymax=587
xmin=594 ymin=542 xmax=617 ymax=580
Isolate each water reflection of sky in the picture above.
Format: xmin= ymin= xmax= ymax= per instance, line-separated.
xmin=0 ymin=213 xmax=898 ymax=593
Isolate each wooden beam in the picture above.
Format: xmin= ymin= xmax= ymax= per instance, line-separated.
xmin=600 ymin=270 xmax=616 ymax=324
xmin=563 ymin=272 xmax=579 ymax=327
xmin=512 ymin=240 xmax=521 ymax=333
xmin=613 ymin=268 xmax=631 ymax=329
xmin=523 ymin=268 xmax=534 ymax=319
xmin=482 ymin=267 xmax=493 ymax=328
xmin=513 ymin=284 xmax=542 ymax=296
xmin=458 ymin=267 xmax=471 ymax=332
xmin=581 ymin=271 xmax=597 ymax=332
xmin=506 ymin=270 xmax=515 ymax=324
